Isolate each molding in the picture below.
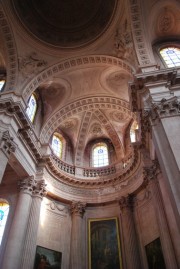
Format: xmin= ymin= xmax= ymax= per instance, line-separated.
xmin=0 ymin=4 xmax=18 ymax=91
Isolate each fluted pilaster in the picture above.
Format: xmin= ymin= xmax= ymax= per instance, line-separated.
xmin=119 ymin=195 xmax=141 ymax=269
xmin=21 ymin=180 xmax=47 ymax=269
xmin=2 ymin=176 xmax=36 ymax=269
xmin=145 ymin=163 xmax=178 ymax=269
xmin=69 ymin=201 xmax=86 ymax=269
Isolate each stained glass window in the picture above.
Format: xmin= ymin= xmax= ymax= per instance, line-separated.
xmin=92 ymin=143 xmax=109 ymax=167
xmin=160 ymin=47 xmax=180 ymax=68
xmin=0 ymin=201 xmax=9 ymax=245
xmin=51 ymin=133 xmax=62 ymax=158
xmin=26 ymin=94 xmax=37 ymax=122
xmin=0 ymin=80 xmax=5 ymax=91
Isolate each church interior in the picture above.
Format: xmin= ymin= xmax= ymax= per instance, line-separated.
xmin=0 ymin=0 xmax=180 ymax=268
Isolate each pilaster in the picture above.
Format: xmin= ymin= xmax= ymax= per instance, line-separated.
xmin=144 ymin=162 xmax=178 ymax=269
xmin=21 ymin=180 xmax=47 ymax=269
xmin=1 ymin=176 xmax=36 ymax=269
xmin=119 ymin=195 xmax=142 ymax=269
xmin=69 ymin=201 xmax=86 ymax=269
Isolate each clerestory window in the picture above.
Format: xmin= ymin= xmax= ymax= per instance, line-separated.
xmin=26 ymin=94 xmax=37 ymax=123
xmin=51 ymin=133 xmax=63 ymax=158
xmin=92 ymin=143 xmax=109 ymax=167
xmin=160 ymin=47 xmax=180 ymax=68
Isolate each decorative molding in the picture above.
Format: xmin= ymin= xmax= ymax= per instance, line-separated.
xmin=0 ymin=130 xmax=17 ymax=156
xmin=22 ymin=55 xmax=134 ymax=100
xmin=128 ymin=0 xmax=152 ymax=65
xmin=70 ymin=201 xmax=86 ymax=217
xmin=0 ymin=5 xmax=18 ymax=91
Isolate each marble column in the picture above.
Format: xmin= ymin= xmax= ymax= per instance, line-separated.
xmin=1 ymin=176 xmax=36 ymax=269
xmin=21 ymin=180 xmax=47 ymax=269
xmin=119 ymin=195 xmax=142 ymax=269
xmin=69 ymin=201 xmax=86 ymax=269
xmin=144 ymin=163 xmax=178 ymax=269
xmin=0 ymin=130 xmax=16 ymax=183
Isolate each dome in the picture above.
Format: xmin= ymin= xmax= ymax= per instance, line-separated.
xmin=12 ymin=0 xmax=117 ymax=48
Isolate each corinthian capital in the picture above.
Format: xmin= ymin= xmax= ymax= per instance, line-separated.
xmin=143 ymin=159 xmax=160 ymax=184
xmin=151 ymin=97 xmax=180 ymax=119
xmin=18 ymin=176 xmax=36 ymax=194
xmin=119 ymin=194 xmax=134 ymax=211
xmin=33 ymin=180 xmax=47 ymax=198
xmin=70 ymin=201 xmax=86 ymax=217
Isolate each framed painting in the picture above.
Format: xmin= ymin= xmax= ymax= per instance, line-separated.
xmin=33 ymin=245 xmax=62 ymax=269
xmin=88 ymin=217 xmax=122 ymax=269
xmin=145 ymin=238 xmax=166 ymax=269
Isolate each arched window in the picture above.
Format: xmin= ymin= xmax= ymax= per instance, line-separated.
xmin=92 ymin=142 xmax=109 ymax=167
xmin=26 ymin=94 xmax=37 ymax=122
xmin=0 ymin=201 xmax=9 ymax=245
xmin=0 ymin=79 xmax=5 ymax=91
xmin=51 ymin=133 xmax=63 ymax=158
xmin=160 ymin=47 xmax=180 ymax=68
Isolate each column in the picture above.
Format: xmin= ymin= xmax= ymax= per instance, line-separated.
xmin=21 ymin=180 xmax=47 ymax=269
xmin=119 ymin=195 xmax=142 ymax=269
xmin=0 ymin=130 xmax=16 ymax=183
xmin=144 ymin=162 xmax=178 ymax=269
xmin=2 ymin=176 xmax=36 ymax=269
xmin=69 ymin=201 xmax=86 ymax=269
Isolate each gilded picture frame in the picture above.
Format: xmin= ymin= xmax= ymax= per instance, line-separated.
xmin=88 ymin=217 xmax=123 ymax=269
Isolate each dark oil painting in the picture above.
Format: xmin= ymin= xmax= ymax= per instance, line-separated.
xmin=145 ymin=238 xmax=166 ymax=269
xmin=88 ymin=217 xmax=122 ymax=269
xmin=34 ymin=246 xmax=62 ymax=269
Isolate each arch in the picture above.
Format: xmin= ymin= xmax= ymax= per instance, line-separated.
xmin=92 ymin=142 xmax=109 ymax=167
xmin=0 ymin=200 xmax=9 ymax=245
xmin=130 ymin=120 xmax=139 ymax=143
xmin=22 ymin=55 xmax=135 ymax=101
xmin=26 ymin=93 xmax=37 ymax=123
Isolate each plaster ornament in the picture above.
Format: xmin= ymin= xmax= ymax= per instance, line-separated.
xmin=19 ymin=52 xmax=47 ymax=78
xmin=158 ymin=9 xmax=174 ymax=33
